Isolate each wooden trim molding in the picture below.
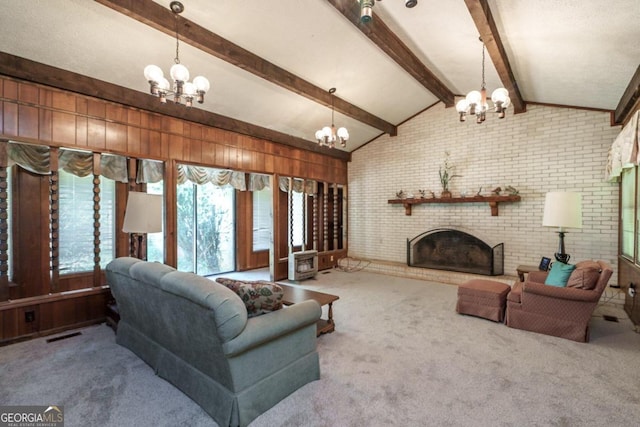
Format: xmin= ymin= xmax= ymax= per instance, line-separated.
xmin=614 ymin=64 xmax=640 ymax=125
xmin=333 ymin=184 xmax=339 ymax=250
xmin=0 ymin=141 xmax=8 ymax=301
xmin=92 ymin=153 xmax=102 ymax=286
xmin=323 ymin=183 xmax=329 ymax=252
xmin=313 ymin=193 xmax=318 ymax=251
xmin=49 ymin=147 xmax=60 ymax=293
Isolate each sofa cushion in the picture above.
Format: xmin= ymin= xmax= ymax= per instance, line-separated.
xmin=216 ymin=278 xmax=284 ymax=318
xmin=544 ymin=262 xmax=575 ymax=287
xmin=566 ymin=261 xmax=602 ymax=290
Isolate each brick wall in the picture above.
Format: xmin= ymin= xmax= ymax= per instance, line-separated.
xmin=348 ymin=103 xmax=621 ymax=285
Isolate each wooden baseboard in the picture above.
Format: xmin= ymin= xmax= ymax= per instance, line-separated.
xmin=0 ymin=318 xmax=106 ymax=347
xmin=0 ymin=286 xmax=112 ymax=344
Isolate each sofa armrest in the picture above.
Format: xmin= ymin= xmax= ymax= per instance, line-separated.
xmin=524 ymin=281 xmax=600 ymax=302
xmin=222 ymin=299 xmax=321 ymax=357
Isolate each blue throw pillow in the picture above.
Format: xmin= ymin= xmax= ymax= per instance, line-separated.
xmin=544 ymin=262 xmax=576 ymax=287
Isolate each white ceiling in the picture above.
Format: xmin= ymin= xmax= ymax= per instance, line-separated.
xmin=1 ymin=0 xmax=638 ymax=153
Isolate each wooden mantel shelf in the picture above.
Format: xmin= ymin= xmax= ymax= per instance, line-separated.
xmin=387 ymin=195 xmax=521 ymax=216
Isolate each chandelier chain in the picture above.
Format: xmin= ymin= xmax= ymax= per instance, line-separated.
xmin=481 ymin=43 xmax=486 ymax=90
xmin=331 ymin=93 xmax=335 ymax=125
xmin=174 ymin=13 xmax=180 ymax=64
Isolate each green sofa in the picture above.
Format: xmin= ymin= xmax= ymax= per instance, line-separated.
xmin=106 ymin=257 xmax=321 ymax=427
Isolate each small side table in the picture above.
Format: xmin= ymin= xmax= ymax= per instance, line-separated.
xmin=516 ymin=265 xmax=540 ymax=282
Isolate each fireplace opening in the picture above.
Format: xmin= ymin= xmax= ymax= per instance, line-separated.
xmin=407 ymin=229 xmax=504 ymax=276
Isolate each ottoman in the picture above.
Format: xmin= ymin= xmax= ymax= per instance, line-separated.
xmin=456 ymin=279 xmax=511 ymax=322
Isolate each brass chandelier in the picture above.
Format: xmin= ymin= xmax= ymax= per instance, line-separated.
xmin=456 ymin=40 xmax=510 ymax=123
xmin=315 ymin=88 xmax=349 ymax=149
xmin=143 ymin=1 xmax=210 ymax=107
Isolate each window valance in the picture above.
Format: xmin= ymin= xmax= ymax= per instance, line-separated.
xmin=606 ymin=110 xmax=639 ymax=182
xmin=278 ymin=177 xmax=317 ymax=194
xmin=176 ymin=164 xmax=270 ymax=191
xmin=249 ymin=174 xmax=270 ymax=191
xmin=6 ymin=142 xmax=128 ymax=182
xmin=137 ymin=159 xmax=164 ymax=184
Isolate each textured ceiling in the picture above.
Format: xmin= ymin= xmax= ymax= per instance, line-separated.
xmin=0 ymin=0 xmax=638 ymax=153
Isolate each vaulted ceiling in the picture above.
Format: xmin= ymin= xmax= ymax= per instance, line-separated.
xmin=1 ymin=0 xmax=639 ymax=160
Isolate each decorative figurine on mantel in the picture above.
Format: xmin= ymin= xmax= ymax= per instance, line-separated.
xmin=439 ymin=151 xmax=461 ymax=198
xmin=505 ymin=185 xmax=519 ymax=196
xmin=475 ymin=186 xmax=483 ymax=197
xmin=491 ymin=186 xmax=502 ymax=196
xmin=418 ymin=189 xmax=427 ymax=199
xmin=396 ymin=190 xmax=406 ymax=199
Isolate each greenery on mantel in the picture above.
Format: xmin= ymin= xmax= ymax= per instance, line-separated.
xmin=438 ymin=151 xmax=461 ymax=193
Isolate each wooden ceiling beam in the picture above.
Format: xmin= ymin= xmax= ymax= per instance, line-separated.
xmin=0 ymin=52 xmax=350 ymax=161
xmin=327 ymin=0 xmax=456 ymax=108
xmin=464 ymin=0 xmax=526 ymax=114
xmin=614 ymin=64 xmax=640 ymax=125
xmin=94 ymin=0 xmax=397 ymax=137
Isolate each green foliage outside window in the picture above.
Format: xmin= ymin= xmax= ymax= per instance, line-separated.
xmin=177 ymin=181 xmax=235 ymax=275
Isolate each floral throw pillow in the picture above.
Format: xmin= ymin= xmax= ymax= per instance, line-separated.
xmin=216 ymin=278 xmax=284 ymax=318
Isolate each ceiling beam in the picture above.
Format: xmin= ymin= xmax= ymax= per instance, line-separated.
xmin=94 ymin=0 xmax=397 ymax=137
xmin=0 ymin=52 xmax=350 ymax=161
xmin=614 ymin=64 xmax=640 ymax=125
xmin=327 ymin=0 xmax=456 ymax=108
xmin=464 ymin=0 xmax=526 ymax=114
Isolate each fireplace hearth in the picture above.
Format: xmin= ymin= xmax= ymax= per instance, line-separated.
xmin=407 ymin=229 xmax=504 ymax=276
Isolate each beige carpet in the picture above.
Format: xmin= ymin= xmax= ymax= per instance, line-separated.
xmin=1 ymin=269 xmax=639 ymax=426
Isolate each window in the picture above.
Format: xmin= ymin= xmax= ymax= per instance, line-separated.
xmin=146 ymin=180 xmax=164 ymax=263
xmin=58 ymin=170 xmax=115 ymax=273
xmin=252 ymin=187 xmax=272 ymax=251
xmin=291 ymin=190 xmax=304 ymax=247
xmin=7 ymin=166 xmax=12 ymax=281
xmin=177 ymin=181 xmax=235 ymax=275
xmin=621 ymin=167 xmax=636 ymax=260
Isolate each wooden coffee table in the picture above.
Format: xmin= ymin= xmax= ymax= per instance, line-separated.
xmin=279 ymin=283 xmax=339 ymax=336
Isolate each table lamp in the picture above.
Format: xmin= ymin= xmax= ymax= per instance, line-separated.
xmin=122 ymin=192 xmax=162 ymax=260
xmin=542 ymin=191 xmax=582 ymax=263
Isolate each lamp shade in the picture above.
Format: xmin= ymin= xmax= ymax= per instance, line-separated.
xmin=542 ymin=192 xmax=582 ymax=230
xmin=123 ymin=192 xmax=163 ymax=233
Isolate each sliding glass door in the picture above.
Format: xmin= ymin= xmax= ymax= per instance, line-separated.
xmin=177 ymin=181 xmax=235 ymax=275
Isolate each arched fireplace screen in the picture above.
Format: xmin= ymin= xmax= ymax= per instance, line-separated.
xmin=407 ymin=229 xmax=503 ymax=276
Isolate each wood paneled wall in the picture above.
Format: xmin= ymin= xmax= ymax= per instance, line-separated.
xmin=0 ymin=77 xmax=348 ymax=182
xmin=236 ymin=189 xmax=269 ymax=271
xmin=0 ymin=75 xmax=348 ymax=343
xmin=617 ymin=257 xmax=640 ymax=327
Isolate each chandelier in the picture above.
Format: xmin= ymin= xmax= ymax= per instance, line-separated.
xmin=143 ymin=1 xmax=210 ymax=107
xmin=456 ymin=40 xmax=510 ymax=123
xmin=360 ymin=0 xmax=374 ymax=23
xmin=360 ymin=1 xmax=417 ymax=23
xmin=315 ymin=88 xmax=349 ymax=148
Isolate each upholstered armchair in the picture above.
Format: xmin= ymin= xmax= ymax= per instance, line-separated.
xmin=506 ymin=260 xmax=613 ymax=342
